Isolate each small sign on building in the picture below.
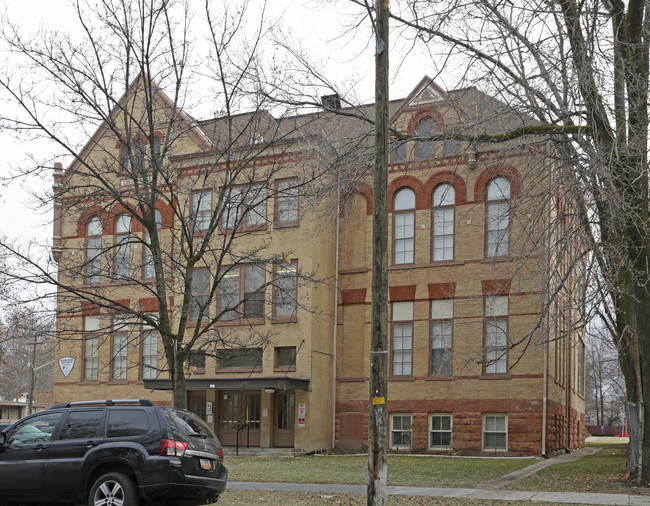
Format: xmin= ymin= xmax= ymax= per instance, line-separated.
xmin=58 ymin=357 xmax=75 ymax=378
xmin=298 ymin=402 xmax=306 ymax=427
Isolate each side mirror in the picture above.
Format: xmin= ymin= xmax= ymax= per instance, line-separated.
xmin=0 ymin=432 xmax=5 ymax=445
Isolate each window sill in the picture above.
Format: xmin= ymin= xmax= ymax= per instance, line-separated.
xmin=479 ymin=373 xmax=511 ymax=380
xmin=216 ymin=318 xmax=265 ymax=326
xmin=482 ymin=256 xmax=510 ymax=264
xmin=216 ymin=367 xmax=262 ymax=374
xmin=389 ymin=261 xmax=466 ymax=271
xmin=273 ymin=221 xmax=299 ymax=229
xmin=274 ymin=366 xmax=296 ymax=373
xmin=426 ymin=375 xmax=453 ymax=381
xmin=186 ymin=319 xmax=209 ymax=328
xmin=107 ymin=379 xmax=128 ymax=385
xmin=430 ymin=259 xmax=464 ymax=267
xmin=78 ymin=379 xmax=99 ymax=385
xmin=389 ymin=375 xmax=415 ymax=382
xmin=271 ymin=317 xmax=297 ymax=324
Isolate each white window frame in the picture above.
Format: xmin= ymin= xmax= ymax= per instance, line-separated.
xmin=483 ymin=413 xmax=508 ymax=451
xmin=432 ymin=184 xmax=455 ymax=262
xmin=429 ymin=413 xmax=453 ymax=450
xmin=486 ymin=177 xmax=511 ymax=258
xmin=114 ymin=214 xmax=131 ymax=280
xmin=393 ymin=188 xmax=415 ymax=265
xmin=430 ymin=299 xmax=453 ymax=376
xmin=83 ymin=316 xmax=100 ymax=381
xmin=484 ymin=295 xmax=509 ymax=374
xmin=390 ymin=413 xmax=412 ymax=450
xmin=85 ymin=216 xmax=102 ymax=284
xmin=192 ymin=191 xmax=212 ymax=232
xmin=111 ymin=316 xmax=129 ymax=380
xmin=391 ymin=301 xmax=413 ymax=376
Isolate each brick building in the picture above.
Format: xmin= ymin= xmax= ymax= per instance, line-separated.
xmin=52 ymin=76 xmax=585 ymax=456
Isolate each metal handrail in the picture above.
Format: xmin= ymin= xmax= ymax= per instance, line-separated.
xmin=235 ymin=422 xmax=249 ymax=456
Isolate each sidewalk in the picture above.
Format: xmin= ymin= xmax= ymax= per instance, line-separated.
xmin=228 ymin=480 xmax=650 ymax=505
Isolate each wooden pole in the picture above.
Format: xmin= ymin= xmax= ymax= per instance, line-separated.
xmin=368 ymin=0 xmax=389 ymax=504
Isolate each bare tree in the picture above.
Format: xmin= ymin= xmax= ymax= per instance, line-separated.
xmin=0 ymin=0 xmax=337 ymax=408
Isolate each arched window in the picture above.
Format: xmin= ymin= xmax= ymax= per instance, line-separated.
xmin=85 ymin=216 xmax=102 ymax=284
xmin=143 ymin=210 xmax=162 ymax=279
xmin=432 ymin=184 xmax=455 ymax=261
xmin=393 ymin=188 xmax=415 ymax=265
xmin=416 ymin=117 xmax=438 ymax=159
xmin=486 ymin=177 xmax=511 ymax=258
xmin=114 ymin=214 xmax=131 ymax=279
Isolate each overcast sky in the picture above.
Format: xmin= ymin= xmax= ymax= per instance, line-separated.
xmin=0 ymin=0 xmax=440 ymax=245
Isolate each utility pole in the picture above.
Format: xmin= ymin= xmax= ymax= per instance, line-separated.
xmin=27 ymin=341 xmax=38 ymax=414
xmin=368 ymin=0 xmax=389 ymax=504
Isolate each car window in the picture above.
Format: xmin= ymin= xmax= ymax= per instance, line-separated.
xmin=162 ymin=408 xmax=217 ymax=439
xmin=7 ymin=412 xmax=63 ymax=444
xmin=106 ymin=409 xmax=149 ymax=437
xmin=59 ymin=410 xmax=103 ymax=440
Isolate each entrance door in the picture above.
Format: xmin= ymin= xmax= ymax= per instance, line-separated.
xmin=273 ymin=390 xmax=295 ymax=447
xmin=187 ymin=390 xmax=206 ymax=420
xmin=218 ymin=391 xmax=261 ymax=447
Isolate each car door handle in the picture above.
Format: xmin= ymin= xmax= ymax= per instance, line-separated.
xmin=84 ymin=440 xmax=99 ymax=448
xmin=34 ymin=444 xmax=46 ymax=452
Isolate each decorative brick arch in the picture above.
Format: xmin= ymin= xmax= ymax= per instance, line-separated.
xmin=342 ymin=182 xmax=373 ymax=216
xmin=407 ymin=109 xmax=445 ymax=135
xmin=474 ymin=165 xmax=522 ymax=202
xmin=76 ymin=206 xmax=109 ymax=238
xmin=423 ymin=171 xmax=467 ymax=208
xmin=388 ymin=176 xmax=425 ymax=212
xmin=104 ymin=204 xmax=134 ymax=235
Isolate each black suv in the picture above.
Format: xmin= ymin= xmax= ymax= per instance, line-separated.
xmin=0 ymin=399 xmax=227 ymax=505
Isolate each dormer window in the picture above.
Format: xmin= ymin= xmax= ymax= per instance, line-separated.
xmin=415 ymin=117 xmax=439 ymax=159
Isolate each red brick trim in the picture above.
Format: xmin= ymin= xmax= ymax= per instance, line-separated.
xmin=428 ymin=282 xmax=456 ymax=299
xmin=474 ymin=164 xmax=522 ymax=201
xmin=389 ymin=285 xmax=416 ymax=301
xmin=481 ymin=279 xmax=512 ymax=295
xmin=388 ymin=176 xmax=425 ymax=212
xmin=407 ymin=109 xmax=445 ymax=135
xmin=81 ymin=303 xmax=101 ymax=315
xmin=423 ymin=172 xmax=467 ymax=207
xmin=139 ymin=297 xmax=159 ymax=312
xmin=341 ymin=288 xmax=367 ymax=305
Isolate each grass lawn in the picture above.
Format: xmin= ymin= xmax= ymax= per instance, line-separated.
xmin=227 ymin=454 xmax=538 ymax=488
xmin=506 ymin=443 xmax=648 ymax=495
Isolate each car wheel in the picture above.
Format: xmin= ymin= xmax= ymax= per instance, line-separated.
xmin=88 ymin=472 xmax=139 ymax=506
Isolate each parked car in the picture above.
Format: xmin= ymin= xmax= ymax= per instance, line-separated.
xmin=0 ymin=399 xmax=227 ymax=505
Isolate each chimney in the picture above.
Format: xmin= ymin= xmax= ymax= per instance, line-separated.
xmin=321 ymin=94 xmax=341 ymax=111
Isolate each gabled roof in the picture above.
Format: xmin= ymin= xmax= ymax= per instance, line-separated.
xmin=389 ymin=76 xmax=448 ymax=123
xmin=62 ymin=73 xmax=212 ymax=183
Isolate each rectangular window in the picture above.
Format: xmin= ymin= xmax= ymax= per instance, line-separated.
xmin=188 ymin=351 xmax=206 ymax=373
xmin=391 ymin=301 xmax=413 ymax=376
xmin=430 ymin=300 xmax=452 ymax=376
xmin=221 ymin=187 xmax=242 ymax=230
xmin=190 ymin=268 xmax=210 ymax=322
xmin=432 ymin=207 xmax=454 ymax=261
xmin=191 ymin=191 xmax=212 ymax=232
xmin=218 ymin=269 xmax=240 ymax=320
xmin=273 ymin=261 xmax=297 ymax=319
xmin=484 ymin=296 xmax=508 ymax=374
xmin=275 ymin=179 xmax=299 ymax=225
xmin=141 ymin=318 xmax=158 ymax=380
xmin=486 ymin=202 xmax=510 ymax=257
xmin=390 ymin=413 xmax=412 ymax=449
xmin=275 ymin=347 xmax=296 ymax=371
xmin=429 ymin=414 xmax=452 ymax=449
xmin=483 ymin=414 xmax=507 ymax=450
xmin=218 ymin=265 xmax=266 ymax=321
xmin=83 ymin=316 xmax=100 ymax=381
xmin=217 ymin=348 xmax=263 ymax=371
xmin=243 ymin=265 xmax=265 ymax=319
xmin=111 ymin=317 xmax=128 ymax=380
xmin=394 ymin=211 xmax=415 ymax=264
xmin=243 ymin=184 xmax=266 ymax=228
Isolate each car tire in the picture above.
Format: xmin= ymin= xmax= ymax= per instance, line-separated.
xmin=88 ymin=472 xmax=139 ymax=506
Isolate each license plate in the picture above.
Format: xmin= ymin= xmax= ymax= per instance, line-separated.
xmin=199 ymin=458 xmax=211 ymax=470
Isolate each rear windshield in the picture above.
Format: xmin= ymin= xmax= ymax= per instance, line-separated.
xmin=162 ymin=408 xmax=217 ymax=440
